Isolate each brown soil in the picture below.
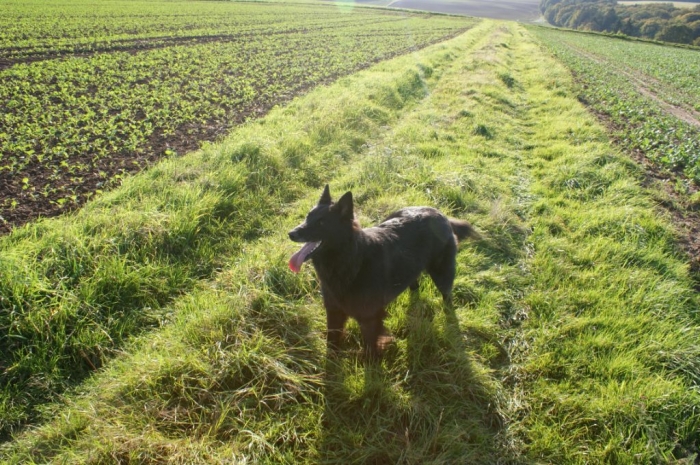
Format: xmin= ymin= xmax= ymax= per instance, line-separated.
xmin=632 ymin=147 xmax=700 ymax=288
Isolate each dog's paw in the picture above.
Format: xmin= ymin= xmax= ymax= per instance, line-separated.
xmin=377 ymin=334 xmax=395 ymax=351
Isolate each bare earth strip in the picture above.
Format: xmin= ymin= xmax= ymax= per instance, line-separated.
xmin=386 ymin=0 xmax=542 ymax=20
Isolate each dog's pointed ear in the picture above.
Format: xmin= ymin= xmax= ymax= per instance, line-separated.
xmin=319 ymin=184 xmax=331 ymax=205
xmin=335 ymin=191 xmax=353 ymax=219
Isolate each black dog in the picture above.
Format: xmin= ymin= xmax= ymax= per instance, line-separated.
xmin=289 ymin=185 xmax=478 ymax=358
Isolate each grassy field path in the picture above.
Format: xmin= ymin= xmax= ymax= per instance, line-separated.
xmin=503 ymin=27 xmax=700 ymax=463
xmin=2 ymin=20 xmax=699 ymax=463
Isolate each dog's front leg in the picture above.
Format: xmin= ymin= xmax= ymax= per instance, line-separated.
xmin=358 ymin=313 xmax=389 ymax=360
xmin=325 ymin=306 xmax=348 ymax=352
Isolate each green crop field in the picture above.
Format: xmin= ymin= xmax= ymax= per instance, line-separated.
xmin=1 ymin=2 xmax=700 ymax=464
xmin=0 ymin=0 xmax=475 ymax=234
xmin=530 ymin=27 xmax=700 ymax=186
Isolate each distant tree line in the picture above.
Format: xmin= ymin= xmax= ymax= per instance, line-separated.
xmin=541 ymin=0 xmax=700 ymax=45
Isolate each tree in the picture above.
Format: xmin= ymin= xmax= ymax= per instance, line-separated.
xmin=640 ymin=19 xmax=666 ymax=38
xmin=601 ymin=7 xmax=621 ymax=32
xmin=554 ymin=5 xmax=578 ymax=26
xmin=619 ymin=17 xmax=639 ymax=36
xmin=655 ymin=23 xmax=694 ymax=43
xmin=689 ymin=20 xmax=700 ymax=40
xmin=539 ymin=0 xmax=697 ymax=43
xmin=568 ymin=5 xmax=604 ymax=30
xmin=545 ymin=3 xmax=563 ymax=24
xmin=680 ymin=12 xmax=700 ymax=23
xmin=541 ymin=0 xmax=565 ymax=14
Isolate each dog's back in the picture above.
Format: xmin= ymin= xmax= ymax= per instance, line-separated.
xmin=311 ymin=206 xmax=472 ymax=320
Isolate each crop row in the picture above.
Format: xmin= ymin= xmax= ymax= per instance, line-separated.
xmin=0 ymin=4 xmax=477 ymax=233
xmin=0 ymin=2 xmax=392 ymax=51
xmin=540 ymin=30 xmax=700 ymax=113
xmin=531 ymin=27 xmax=700 ymax=185
xmin=0 ymin=16 xmax=405 ymax=62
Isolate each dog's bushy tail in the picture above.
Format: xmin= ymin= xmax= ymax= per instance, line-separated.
xmin=449 ymin=219 xmax=480 ymax=242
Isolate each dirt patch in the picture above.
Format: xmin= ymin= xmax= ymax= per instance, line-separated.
xmin=384 ymin=0 xmax=541 ymax=21
xmin=632 ymin=81 xmax=700 ymax=128
xmin=632 ymin=146 xmax=700 ymax=287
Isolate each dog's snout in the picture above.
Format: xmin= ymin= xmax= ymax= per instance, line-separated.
xmin=289 ymin=228 xmax=301 ymax=241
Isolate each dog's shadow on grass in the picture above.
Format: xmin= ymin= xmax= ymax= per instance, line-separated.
xmin=317 ymin=290 xmax=519 ymax=464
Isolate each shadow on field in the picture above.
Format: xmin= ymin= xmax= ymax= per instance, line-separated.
xmin=317 ymin=291 xmax=514 ymax=464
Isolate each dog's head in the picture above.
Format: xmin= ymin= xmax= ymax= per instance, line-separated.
xmin=288 ymin=184 xmax=354 ymax=272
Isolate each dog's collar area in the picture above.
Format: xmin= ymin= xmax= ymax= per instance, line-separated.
xmin=289 ymin=241 xmax=321 ymax=273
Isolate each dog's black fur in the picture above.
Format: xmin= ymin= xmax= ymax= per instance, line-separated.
xmin=288 ymin=185 xmax=478 ymax=358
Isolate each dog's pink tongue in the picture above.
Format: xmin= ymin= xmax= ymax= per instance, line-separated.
xmin=289 ymin=242 xmax=319 ymax=273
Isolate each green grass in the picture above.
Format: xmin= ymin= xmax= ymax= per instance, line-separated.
xmin=1 ymin=19 xmax=699 ymax=464
xmin=507 ymin=33 xmax=700 ymax=463
xmin=0 ymin=20 xmax=469 ymax=438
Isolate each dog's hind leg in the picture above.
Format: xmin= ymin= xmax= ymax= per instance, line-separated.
xmin=427 ymin=243 xmax=457 ymax=304
xmin=359 ymin=312 xmax=388 ymax=360
xmin=409 ymin=279 xmax=420 ymax=291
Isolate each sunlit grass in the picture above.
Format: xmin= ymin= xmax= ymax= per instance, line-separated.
xmin=1 ymin=20 xmax=699 ymax=464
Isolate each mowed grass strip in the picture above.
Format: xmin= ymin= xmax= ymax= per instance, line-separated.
xmin=0 ymin=18 xmax=491 ymax=439
xmin=509 ymin=28 xmax=700 ymax=462
xmin=2 ymin=20 xmax=699 ymax=463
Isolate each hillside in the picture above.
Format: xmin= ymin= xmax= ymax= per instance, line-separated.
xmin=540 ymin=0 xmax=700 ymax=45
xmin=1 ymin=15 xmax=699 ymax=463
xmin=374 ymin=0 xmax=542 ymax=21
xmin=319 ymin=0 xmax=542 ymax=21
